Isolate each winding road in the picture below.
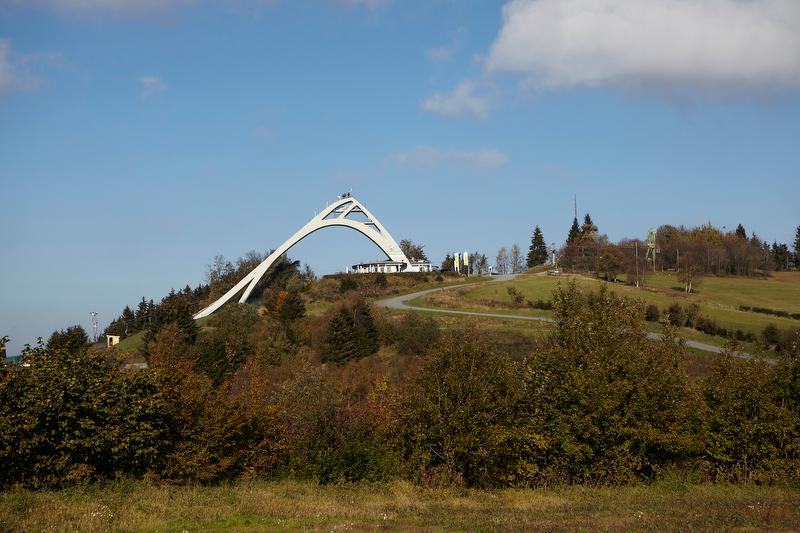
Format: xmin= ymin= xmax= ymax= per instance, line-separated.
xmin=375 ymin=274 xmax=764 ymax=362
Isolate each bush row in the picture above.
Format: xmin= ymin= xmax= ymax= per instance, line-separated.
xmin=739 ymin=305 xmax=800 ymax=321
xmin=645 ymin=303 xmax=758 ymax=343
xmin=2 ymin=284 xmax=799 ymax=489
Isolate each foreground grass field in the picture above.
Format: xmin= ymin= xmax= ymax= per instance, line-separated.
xmin=1 ymin=481 xmax=798 ymax=532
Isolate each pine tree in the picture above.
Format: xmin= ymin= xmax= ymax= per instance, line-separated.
xmin=581 ymin=213 xmax=598 ymax=237
xmin=527 ymin=226 xmax=548 ymax=267
xmin=441 ymin=253 xmax=454 ymax=272
xmin=735 ymin=224 xmax=747 ymax=239
xmin=794 ymin=225 xmax=800 ymax=267
xmin=322 ymin=297 xmax=379 ymax=363
xmin=322 ymin=307 xmax=359 ymax=363
xmin=351 ymin=297 xmax=379 ymax=357
xmin=567 ymin=217 xmax=581 ymax=243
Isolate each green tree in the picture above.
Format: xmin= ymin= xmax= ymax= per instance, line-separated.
xmin=598 ymin=244 xmax=626 ymax=281
xmin=581 ymin=213 xmax=598 ymax=237
xmin=794 ymin=225 xmax=800 ymax=267
xmin=46 ymin=325 xmax=89 ymax=353
xmin=735 ymin=224 xmax=747 ymax=239
xmin=147 ymin=291 xmax=198 ymax=344
xmin=520 ymin=282 xmax=694 ymax=484
xmin=322 ymin=307 xmax=359 ymax=363
xmin=403 ymin=326 xmax=521 ymax=487
xmin=0 ymin=335 xmax=7 ymax=365
xmin=0 ymin=344 xmax=170 ymax=488
xmin=441 ymin=253 xmax=454 ymax=271
xmin=322 ymin=297 xmax=379 ymax=363
xmin=527 ymin=226 xmax=548 ymax=267
xmin=702 ymin=355 xmax=800 ymax=483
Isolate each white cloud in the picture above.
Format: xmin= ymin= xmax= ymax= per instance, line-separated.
xmin=421 ymin=80 xmax=491 ymax=119
xmin=426 ymin=46 xmax=452 ymax=62
xmin=486 ymin=0 xmax=800 ymax=90
xmin=393 ymin=145 xmax=508 ymax=171
xmin=0 ymin=39 xmax=38 ymax=95
xmin=140 ymin=75 xmax=166 ymax=98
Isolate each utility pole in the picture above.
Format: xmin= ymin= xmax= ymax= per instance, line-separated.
xmin=635 ymin=241 xmax=639 ymax=288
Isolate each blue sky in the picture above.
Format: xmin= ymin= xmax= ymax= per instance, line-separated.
xmin=2 ymin=0 xmax=799 ymax=353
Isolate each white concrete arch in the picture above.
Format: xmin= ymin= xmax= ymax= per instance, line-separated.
xmin=193 ymin=195 xmax=410 ymax=319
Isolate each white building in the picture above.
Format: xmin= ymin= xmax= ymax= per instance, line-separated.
xmin=349 ymin=259 xmax=434 ymax=274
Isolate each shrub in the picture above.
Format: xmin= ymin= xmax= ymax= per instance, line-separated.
xmin=146 ymin=325 xmax=279 ymax=483
xmin=695 ymin=316 xmax=719 ymax=336
xmin=435 ymin=274 xmax=444 ymax=282
xmin=667 ymin=303 xmax=686 ymax=327
xmin=702 ymin=356 xmax=800 ymax=483
xmin=528 ymin=299 xmax=554 ymax=310
xmin=403 ymin=326 xmax=521 ymax=488
xmin=507 ymin=287 xmax=525 ymax=306
xmin=395 ymin=313 xmax=441 ymax=355
xmin=685 ymin=304 xmax=700 ymax=328
xmin=644 ymin=304 xmax=661 ymax=322
xmin=526 ymin=282 xmax=694 ymax=485
xmin=375 ymin=272 xmax=388 ymax=288
xmin=761 ymin=324 xmax=781 ymax=348
xmin=0 ymin=343 xmax=170 ymax=488
xmin=339 ymin=277 xmax=359 ymax=293
xmin=777 ymin=328 xmax=800 ymax=357
xmin=739 ymin=305 xmax=799 ymax=321
xmin=273 ymin=364 xmax=400 ymax=483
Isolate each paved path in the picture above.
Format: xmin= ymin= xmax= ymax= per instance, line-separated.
xmin=375 ymin=274 xmax=765 ymax=362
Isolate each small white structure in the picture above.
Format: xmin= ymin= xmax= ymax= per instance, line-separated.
xmin=106 ymin=335 xmax=120 ymax=347
xmin=350 ymin=259 xmax=433 ymax=274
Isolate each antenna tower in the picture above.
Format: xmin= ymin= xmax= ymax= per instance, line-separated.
xmin=89 ymin=312 xmax=99 ymax=343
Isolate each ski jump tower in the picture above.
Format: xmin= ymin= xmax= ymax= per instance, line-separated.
xmin=193 ymin=194 xmax=411 ymax=319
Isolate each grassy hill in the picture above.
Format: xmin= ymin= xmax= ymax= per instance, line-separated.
xmin=411 ymin=271 xmax=800 ymax=352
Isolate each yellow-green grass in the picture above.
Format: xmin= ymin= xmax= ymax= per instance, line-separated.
xmin=640 ymin=271 xmax=800 ymax=313
xmin=416 ymin=273 xmax=800 ymax=337
xmin=2 ymin=480 xmax=797 ymax=532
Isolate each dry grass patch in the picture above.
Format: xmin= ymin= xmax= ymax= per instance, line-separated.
xmin=2 ymin=481 xmax=799 ymax=532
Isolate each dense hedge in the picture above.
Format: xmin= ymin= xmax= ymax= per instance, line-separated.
xmin=739 ymin=305 xmax=800 ymax=321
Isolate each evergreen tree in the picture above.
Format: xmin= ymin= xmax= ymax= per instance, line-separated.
xmin=46 ymin=326 xmax=89 ymax=353
xmin=322 ymin=307 xmax=358 ymax=363
xmin=322 ymin=297 xmax=379 ymax=363
xmin=146 ymin=292 xmax=197 ymax=344
xmin=567 ymin=217 xmax=581 ymax=243
xmin=735 ymin=224 xmax=747 ymax=239
xmin=351 ymin=297 xmax=379 ymax=357
xmin=794 ymin=225 xmax=800 ymax=267
xmin=441 ymin=253 xmax=454 ymax=272
xmin=581 ymin=213 xmax=598 ymax=237
xmin=527 ymin=226 xmax=548 ymax=267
